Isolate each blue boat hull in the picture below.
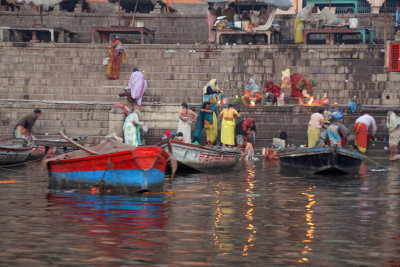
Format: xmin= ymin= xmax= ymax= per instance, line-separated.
xmin=48 ymin=168 xmax=165 ymax=193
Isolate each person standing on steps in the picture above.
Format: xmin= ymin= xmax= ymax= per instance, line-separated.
xmin=128 ymin=67 xmax=148 ymax=111
xmin=106 ymin=34 xmax=126 ymax=80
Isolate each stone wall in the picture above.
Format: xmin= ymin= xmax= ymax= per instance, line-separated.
xmin=0 ymin=11 xmax=396 ymax=44
xmin=1 ymin=42 xmax=399 ymax=106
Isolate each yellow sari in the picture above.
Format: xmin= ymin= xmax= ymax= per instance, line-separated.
xmin=220 ymin=108 xmax=238 ymax=146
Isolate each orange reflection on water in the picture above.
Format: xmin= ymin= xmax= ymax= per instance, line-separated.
xmin=298 ymin=186 xmax=316 ymax=263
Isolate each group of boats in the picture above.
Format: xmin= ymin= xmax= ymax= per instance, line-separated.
xmin=1 ymin=134 xmax=366 ymax=194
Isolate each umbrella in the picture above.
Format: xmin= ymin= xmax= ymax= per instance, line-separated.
xmin=14 ymin=0 xmax=63 ymax=24
xmin=201 ymin=0 xmax=231 ymax=2
xmin=14 ymin=0 xmax=63 ymax=8
xmin=258 ymin=0 xmax=291 ymax=11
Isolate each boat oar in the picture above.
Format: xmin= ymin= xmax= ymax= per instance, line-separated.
xmin=167 ymin=139 xmax=177 ymax=182
xmin=59 ymin=131 xmax=99 ymax=155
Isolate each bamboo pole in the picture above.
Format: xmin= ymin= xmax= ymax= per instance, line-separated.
xmin=129 ymin=0 xmax=140 ymax=27
xmin=384 ymin=0 xmax=387 ymax=69
xmin=59 ymin=131 xmax=99 ymax=155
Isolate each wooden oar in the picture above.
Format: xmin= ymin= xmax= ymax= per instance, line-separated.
xmin=59 ymin=131 xmax=99 ymax=155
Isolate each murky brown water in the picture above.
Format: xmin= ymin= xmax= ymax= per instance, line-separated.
xmin=0 ymin=159 xmax=399 ymax=266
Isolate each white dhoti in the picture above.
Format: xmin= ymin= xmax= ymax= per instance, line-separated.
xmin=178 ymin=119 xmax=191 ymax=143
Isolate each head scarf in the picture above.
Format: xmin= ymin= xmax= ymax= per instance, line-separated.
xmin=202 ymin=79 xmax=219 ymax=94
xmin=242 ymin=118 xmax=255 ymax=131
xmin=266 ymin=80 xmax=274 ymax=87
xmin=245 ymin=78 xmax=260 ymax=94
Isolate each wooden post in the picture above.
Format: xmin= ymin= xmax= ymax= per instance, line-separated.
xmin=384 ymin=0 xmax=387 ymax=68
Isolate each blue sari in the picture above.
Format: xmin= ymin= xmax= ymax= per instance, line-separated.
xmin=192 ymin=101 xmax=218 ymax=143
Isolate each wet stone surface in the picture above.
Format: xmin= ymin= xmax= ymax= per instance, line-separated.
xmin=0 ymin=160 xmax=399 ymax=266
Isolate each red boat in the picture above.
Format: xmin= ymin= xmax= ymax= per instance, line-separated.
xmin=47 ymin=140 xmax=170 ymax=193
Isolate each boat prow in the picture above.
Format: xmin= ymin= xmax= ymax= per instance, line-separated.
xmin=278 ymin=146 xmax=366 ymax=175
xmin=158 ymin=140 xmax=241 ymax=172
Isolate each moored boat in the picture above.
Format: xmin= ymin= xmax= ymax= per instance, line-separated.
xmin=158 ymin=140 xmax=241 ymax=172
xmin=47 ymin=140 xmax=170 ymax=193
xmin=278 ymin=146 xmax=366 ymax=175
xmin=0 ymin=143 xmax=33 ymax=167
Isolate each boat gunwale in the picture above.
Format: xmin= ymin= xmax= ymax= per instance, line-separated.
xmin=47 ymin=147 xmax=170 ymax=166
xmin=157 ymin=140 xmax=241 ymax=155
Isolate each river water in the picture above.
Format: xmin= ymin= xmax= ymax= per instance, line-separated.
xmin=0 ymin=159 xmax=399 ymax=266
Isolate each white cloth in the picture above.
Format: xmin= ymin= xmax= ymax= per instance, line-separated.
xmin=355 ymin=114 xmax=377 ymax=135
xmin=178 ymin=118 xmax=191 ymax=143
xmin=129 ymin=71 xmax=148 ymax=107
xmin=320 ymin=7 xmax=337 ymax=25
xmin=123 ymin=111 xmax=144 ymax=147
xmin=252 ymin=7 xmax=277 ymax=32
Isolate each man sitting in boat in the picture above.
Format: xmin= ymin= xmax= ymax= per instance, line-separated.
xmin=14 ymin=109 xmax=42 ymax=138
xmin=353 ymin=114 xmax=377 ymax=153
xmin=203 ymin=79 xmax=223 ymax=103
xmin=174 ymin=132 xmax=184 ymax=142
xmin=244 ymin=78 xmax=261 ymax=105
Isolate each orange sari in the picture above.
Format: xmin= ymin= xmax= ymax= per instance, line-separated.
xmin=353 ymin=122 xmax=367 ymax=153
xmin=106 ymin=40 xmax=127 ymax=79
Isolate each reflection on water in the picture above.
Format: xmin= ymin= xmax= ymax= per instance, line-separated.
xmin=0 ymin=159 xmax=399 ymax=266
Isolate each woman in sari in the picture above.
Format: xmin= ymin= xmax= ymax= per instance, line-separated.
xmin=263 ymin=80 xmax=281 ymax=105
xmin=219 ymin=104 xmax=241 ymax=147
xmin=177 ymin=102 xmax=198 ymax=143
xmin=202 ymin=79 xmax=221 ymax=102
xmin=193 ymin=97 xmax=218 ymax=146
xmin=290 ymin=73 xmax=316 ymax=105
xmin=386 ymin=111 xmax=400 ymax=160
xmin=123 ymin=110 xmax=144 ymax=147
xmin=245 ymin=78 xmax=261 ymax=104
xmin=106 ymin=35 xmax=127 ymax=80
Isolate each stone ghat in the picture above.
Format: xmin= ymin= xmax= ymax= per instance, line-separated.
xmin=0 ymin=99 xmax=397 ymax=156
xmin=1 ymin=43 xmax=399 ymax=107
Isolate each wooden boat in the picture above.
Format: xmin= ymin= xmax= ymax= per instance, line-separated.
xmin=0 ymin=143 xmax=33 ymax=166
xmin=158 ymin=140 xmax=241 ymax=172
xmin=278 ymin=146 xmax=366 ymax=175
xmin=47 ymin=140 xmax=170 ymax=193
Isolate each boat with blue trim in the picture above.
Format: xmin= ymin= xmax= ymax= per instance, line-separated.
xmin=278 ymin=146 xmax=366 ymax=175
xmin=47 ymin=140 xmax=170 ymax=193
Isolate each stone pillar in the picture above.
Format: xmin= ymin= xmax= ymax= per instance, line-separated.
xmin=109 ymin=106 xmax=126 ymax=139
xmin=366 ymin=0 xmax=384 ymax=14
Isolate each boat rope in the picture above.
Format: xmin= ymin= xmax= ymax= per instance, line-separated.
xmin=98 ymin=154 xmax=130 ymax=196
